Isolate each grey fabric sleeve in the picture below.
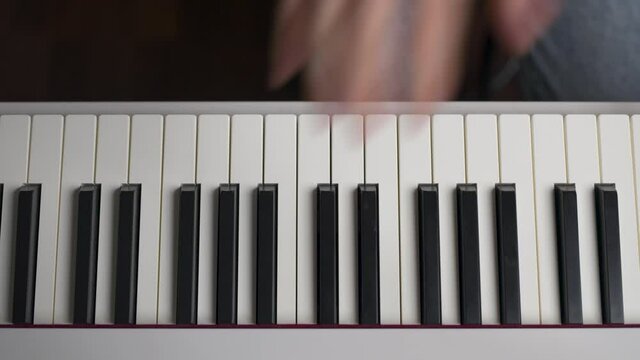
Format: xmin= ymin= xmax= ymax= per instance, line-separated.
xmin=518 ymin=0 xmax=640 ymax=101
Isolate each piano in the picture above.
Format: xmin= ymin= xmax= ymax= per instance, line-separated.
xmin=0 ymin=102 xmax=639 ymax=359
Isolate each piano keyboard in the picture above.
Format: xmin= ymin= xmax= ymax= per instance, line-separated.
xmin=1 ymin=102 xmax=640 ymax=359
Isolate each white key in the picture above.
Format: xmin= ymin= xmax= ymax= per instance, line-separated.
xmin=129 ymin=115 xmax=164 ymax=324
xmin=465 ymin=114 xmax=500 ymax=325
xmin=498 ymin=115 xmax=540 ymax=324
xmin=599 ymin=114 xmax=640 ymax=323
xmin=263 ymin=114 xmax=297 ymax=324
xmin=331 ymin=114 xmax=364 ymax=324
xmin=564 ymin=114 xmax=601 ymax=324
xmin=230 ymin=114 xmax=263 ymax=324
xmin=28 ymin=115 xmax=64 ymax=324
xmin=196 ymin=115 xmax=230 ymax=324
xmin=158 ymin=115 xmax=196 ymax=324
xmin=54 ymin=115 xmax=97 ymax=323
xmin=398 ymin=115 xmax=431 ymax=324
xmin=632 ymin=115 xmax=640 ymax=318
xmin=0 ymin=115 xmax=31 ymax=324
xmin=297 ymin=115 xmax=330 ymax=324
xmin=364 ymin=115 xmax=401 ymax=324
xmin=94 ymin=115 xmax=130 ymax=324
xmin=531 ymin=114 xmax=566 ymax=324
xmin=431 ymin=114 xmax=465 ymax=324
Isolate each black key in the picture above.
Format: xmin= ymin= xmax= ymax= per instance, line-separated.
xmin=417 ymin=184 xmax=441 ymax=325
xmin=176 ymin=184 xmax=201 ymax=325
xmin=217 ymin=184 xmax=239 ymax=325
xmin=256 ymin=184 xmax=278 ymax=325
xmin=358 ymin=184 xmax=380 ymax=325
xmin=12 ymin=184 xmax=41 ymax=324
xmin=595 ymin=184 xmax=624 ymax=324
xmin=73 ymin=184 xmax=101 ymax=325
xmin=495 ymin=184 xmax=521 ymax=325
xmin=316 ymin=184 xmax=338 ymax=325
xmin=456 ymin=184 xmax=481 ymax=325
xmin=114 ymin=184 xmax=142 ymax=325
xmin=554 ymin=184 xmax=583 ymax=325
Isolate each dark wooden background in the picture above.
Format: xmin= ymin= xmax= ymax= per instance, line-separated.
xmin=0 ymin=0 xmax=301 ymax=101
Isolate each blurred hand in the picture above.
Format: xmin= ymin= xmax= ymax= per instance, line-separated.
xmin=270 ymin=0 xmax=562 ymax=101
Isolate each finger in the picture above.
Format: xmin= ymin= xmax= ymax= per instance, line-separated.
xmin=269 ymin=0 xmax=317 ymax=89
xmin=270 ymin=0 xmax=355 ymax=90
xmin=411 ymin=0 xmax=475 ymax=101
xmin=305 ymin=0 xmax=402 ymax=101
xmin=341 ymin=0 xmax=398 ymax=101
xmin=311 ymin=0 xmax=354 ymax=47
xmin=488 ymin=0 xmax=563 ymax=56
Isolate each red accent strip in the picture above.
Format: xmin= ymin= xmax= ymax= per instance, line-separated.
xmin=0 ymin=324 xmax=637 ymax=329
